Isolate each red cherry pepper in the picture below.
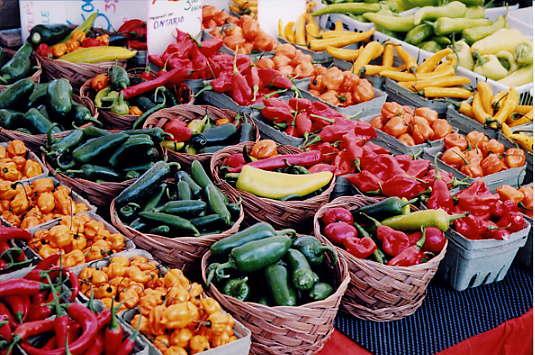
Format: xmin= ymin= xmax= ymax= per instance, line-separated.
xmin=346 ymin=171 xmax=382 ymax=193
xmin=381 ymin=175 xmax=426 ymax=199
xmin=324 ymin=222 xmax=358 ymax=245
xmin=487 ymin=228 xmax=511 ymax=240
xmin=36 ymin=43 xmax=51 ymax=58
xmin=322 ymin=208 xmax=354 ymax=225
xmin=428 ymin=178 xmax=454 ymax=213
xmin=422 ymin=227 xmax=446 ymax=254
xmin=163 ymin=120 xmax=192 ymax=142
xmin=376 ymin=225 xmax=411 ymax=257
xmin=387 ymin=234 xmax=426 ymax=266
xmin=497 ymin=212 xmax=527 ymax=233
xmin=222 ymin=153 xmax=246 ymax=173
xmin=454 ymin=215 xmax=486 ymax=240
xmin=343 ymin=236 xmax=377 ymax=259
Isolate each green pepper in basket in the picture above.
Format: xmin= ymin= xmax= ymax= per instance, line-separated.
xmin=207 ymin=235 xmax=294 ymax=284
xmin=47 ymin=78 xmax=73 ymax=116
xmin=292 ymin=236 xmax=337 ymax=266
xmin=109 ymin=65 xmax=130 ymax=90
xmin=138 ymin=211 xmax=200 ymax=236
xmin=66 ymin=164 xmax=122 ymax=181
xmin=264 ymin=261 xmax=297 ymax=306
xmin=0 ymin=78 xmax=35 ymax=109
xmin=286 ymin=249 xmax=319 ymax=291
xmin=309 ymin=282 xmax=334 ymax=301
xmin=381 ymin=209 xmax=467 ymax=232
xmin=222 ymin=277 xmax=250 ymax=301
xmin=0 ymin=43 xmax=33 ymax=84
xmin=357 ymin=197 xmax=418 ymax=221
xmin=413 ymin=1 xmax=466 ymax=25
xmin=111 ymin=93 xmax=130 ymax=115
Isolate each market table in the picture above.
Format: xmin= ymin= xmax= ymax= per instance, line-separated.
xmin=318 ymin=264 xmax=533 ymax=354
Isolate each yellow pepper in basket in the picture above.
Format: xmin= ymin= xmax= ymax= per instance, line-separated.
xmin=59 ymin=46 xmax=136 ymax=64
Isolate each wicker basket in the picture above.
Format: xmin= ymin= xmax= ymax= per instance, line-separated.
xmin=0 ymin=96 xmax=98 ymax=151
xmin=210 ymin=142 xmax=335 ymax=229
xmin=143 ymin=105 xmax=259 ymax=165
xmin=200 ymin=236 xmax=350 ymax=355
xmin=109 ymin=194 xmax=244 ymax=268
xmin=0 ymin=49 xmax=42 ymax=91
xmin=313 ymin=195 xmax=447 ymax=321
xmin=79 ymin=70 xmax=195 ymax=130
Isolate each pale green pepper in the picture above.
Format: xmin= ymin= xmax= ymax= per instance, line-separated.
xmin=434 ymin=17 xmax=491 ymax=36
xmin=462 ymin=16 xmax=506 ymax=45
xmin=464 ymin=6 xmax=485 ymax=18
xmin=452 ymin=40 xmax=474 ymax=70
xmin=362 ymin=12 xmax=415 ymax=32
xmin=496 ymin=51 xmax=518 ymax=73
xmin=473 ymin=54 xmax=509 ymax=81
xmin=514 ymin=42 xmax=533 ymax=66
xmin=414 ymin=1 xmax=466 ymax=25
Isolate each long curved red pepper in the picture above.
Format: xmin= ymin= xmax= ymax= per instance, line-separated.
xmin=105 ymin=303 xmax=124 ymax=355
xmin=54 ymin=315 xmax=70 ymax=350
xmin=21 ymin=303 xmax=98 ymax=355
xmin=0 ymin=316 xmax=12 ymax=342
xmin=248 ymin=151 xmax=322 ymax=171
xmin=0 ymin=278 xmax=45 ymax=297
xmin=3 ymin=295 xmax=29 ymax=323
xmin=121 ymin=67 xmax=192 ymax=100
xmin=0 ymin=226 xmax=31 ymax=241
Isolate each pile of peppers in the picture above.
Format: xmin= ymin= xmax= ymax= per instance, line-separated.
xmin=428 ymin=179 xmax=528 ymax=240
xmin=45 ymin=127 xmax=168 ymax=182
xmin=0 ymin=77 xmax=101 ymax=134
xmin=321 ymin=197 xmax=459 ymax=266
xmin=0 ymin=226 xmax=35 ymax=274
xmin=0 ymin=43 xmax=36 ymax=85
xmin=207 ymin=223 xmax=337 ymax=306
xmin=116 ymin=161 xmax=241 ymax=237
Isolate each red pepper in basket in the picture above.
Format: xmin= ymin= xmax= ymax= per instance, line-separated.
xmin=395 ymin=155 xmax=413 ymax=170
xmin=248 ymin=151 xmax=321 ymax=171
xmin=54 ymin=315 xmax=70 ymax=350
xmin=381 ymin=175 xmax=426 ymax=199
xmin=487 ymin=228 xmax=511 ymax=240
xmin=4 ymin=295 xmax=29 ymax=323
xmin=0 ymin=302 xmax=15 ymax=329
xmin=128 ymin=40 xmax=147 ymax=50
xmin=163 ymin=120 xmax=192 ymax=142
xmin=343 ymin=236 xmax=377 ymax=259
xmin=309 ymin=163 xmax=335 ymax=173
xmin=210 ymin=71 xmax=233 ymax=92
xmin=105 ymin=301 xmax=123 ymax=355
xmin=497 ymin=212 xmax=526 ymax=233
xmin=319 ymin=125 xmax=351 ymax=143
xmin=0 ymin=279 xmax=46 ymax=297
xmin=365 ymin=142 xmax=390 ymax=155
xmin=295 ymin=112 xmax=312 ymax=137
xmin=222 ymin=153 xmax=246 ymax=173
xmin=428 ymin=178 xmax=454 ymax=213
xmin=422 ymin=227 xmax=446 ymax=254
xmin=322 ymin=208 xmax=354 ymax=225
xmin=0 ymin=226 xmax=31 ymax=241
xmin=341 ymin=131 xmax=364 ymax=165
xmin=0 ymin=315 xmax=12 ymax=342
xmin=118 ymin=19 xmax=145 ymax=33
xmin=376 ymin=225 xmax=411 ymax=257
xmin=346 ymin=171 xmax=382 ymax=193
xmin=454 ymin=215 xmax=486 ymax=240
xmin=366 ymin=155 xmax=404 ymax=181
xmin=115 ymin=327 xmax=140 ymax=355
xmin=387 ymin=234 xmax=426 ymax=266
xmin=122 ymin=67 xmax=191 ymax=99
xmin=456 ymin=181 xmax=499 ymax=216
xmin=36 ymin=44 xmax=51 ymax=58
xmin=353 ymin=121 xmax=377 ymax=142
xmin=148 ymin=54 xmax=165 ymax=68
xmin=333 ymin=151 xmax=356 ymax=176
xmin=245 ymin=65 xmax=260 ymax=101
xmin=324 ymin=222 xmax=358 ymax=245
xmin=231 ymin=71 xmax=253 ymax=106
xmin=84 ymin=332 xmax=104 ymax=355
xmin=405 ymin=159 xmax=431 ymax=178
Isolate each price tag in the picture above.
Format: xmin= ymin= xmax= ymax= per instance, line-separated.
xmin=147 ymin=0 xmax=202 ymax=56
xmin=257 ymin=0 xmax=305 ymax=38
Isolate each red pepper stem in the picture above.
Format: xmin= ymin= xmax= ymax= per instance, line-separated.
xmin=45 ymin=274 xmax=64 ymax=317
xmin=194 ymin=84 xmax=213 ymax=97
xmin=263 ymin=88 xmax=288 ymax=99
xmin=302 ymin=134 xmax=321 ymax=148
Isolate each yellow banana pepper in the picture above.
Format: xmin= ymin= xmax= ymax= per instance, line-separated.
xmin=236 ymin=166 xmax=333 ymax=199
xmin=60 ymin=46 xmax=136 ymax=64
xmin=326 ymin=46 xmax=360 ymax=61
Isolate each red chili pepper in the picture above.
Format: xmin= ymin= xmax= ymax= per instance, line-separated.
xmin=387 ymin=237 xmax=426 ymax=266
xmin=105 ymin=302 xmax=123 ymax=355
xmin=366 ymin=155 xmax=405 ymax=181
xmin=122 ymin=67 xmax=191 ymax=100
xmin=456 ymin=181 xmax=499 ymax=216
xmin=33 ymin=254 xmax=61 ymax=271
xmin=12 ymin=318 xmax=55 ymax=344
xmin=190 ymin=46 xmax=211 ymax=80
xmin=128 ymin=39 xmax=147 ymax=50
xmin=405 ymin=159 xmax=431 ymax=178
xmin=199 ymin=37 xmax=224 ymax=57
xmin=324 ymin=222 xmax=358 ymax=245
xmin=118 ymin=19 xmax=145 ymax=33
xmin=308 ymin=101 xmax=344 ymax=120
xmin=289 ymin=98 xmax=312 ymax=111
xmin=258 ymin=68 xmax=292 ymax=89
xmin=54 ymin=315 xmax=70 ymax=349
xmin=422 ymin=227 xmax=446 ymax=253
xmin=263 ymin=98 xmax=292 ymax=110
xmin=381 ymin=175 xmax=426 ymax=199
xmin=0 ymin=278 xmax=46 ymax=297
xmin=353 ymin=121 xmax=377 ymax=142
xmin=148 ymin=54 xmax=165 ymax=68
xmin=333 ymin=150 xmax=356 ymax=175
xmin=4 ymin=295 xmax=29 ymax=323
xmin=67 ymin=319 xmax=81 ymax=344
xmin=0 ymin=315 xmax=12 ymax=342
xmin=96 ymin=309 xmax=112 ymax=331
xmin=309 ymin=163 xmax=335 ymax=173
xmin=81 ymin=38 xmax=101 ymax=48
xmin=115 ymin=326 xmax=139 ymax=355
xmin=231 ymin=71 xmax=253 ymax=106
xmin=0 ymin=302 xmax=15 ymax=329
xmin=364 ymin=142 xmax=390 ymax=155
xmin=0 ymin=226 xmax=31 ymax=241
xmin=222 ymin=153 xmax=246 ymax=173
xmin=376 ymin=225 xmax=411 ymax=257
xmin=318 ymin=124 xmax=350 ymax=143
xmin=36 ymin=43 xmax=51 ymax=58
xmin=454 ymin=215 xmax=486 ymax=240
xmin=341 ymin=131 xmax=364 ymax=165
xmin=343 ymin=236 xmax=377 ymax=259
xmin=245 ymin=66 xmax=260 ymax=101
xmin=497 ymin=212 xmax=527 ymax=233
xmin=346 ymin=171 xmax=382 ymax=193
xmin=395 ymin=155 xmax=413 ymax=170
xmin=261 ymin=106 xmax=293 ymax=124
xmin=84 ymin=331 xmax=104 ymax=355
xmin=163 ymin=120 xmax=192 ymax=142
xmin=42 ymin=336 xmax=56 ymax=350
xmin=21 ymin=303 xmax=98 ymax=355
xmin=295 ymin=112 xmax=312 ymax=137
xmin=322 ymin=208 xmax=354 ymax=225
xmin=248 ymin=151 xmax=321 ymax=171
xmin=427 ymin=178 xmax=454 ymax=213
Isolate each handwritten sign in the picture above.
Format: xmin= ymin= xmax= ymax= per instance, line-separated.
xmin=19 ymin=0 xmax=147 ymax=40
xmin=257 ymin=0 xmax=306 ymax=38
xmin=147 ymin=0 xmax=202 ymax=56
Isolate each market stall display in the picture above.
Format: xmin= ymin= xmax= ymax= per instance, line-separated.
xmin=0 ymin=1 xmax=532 ymax=354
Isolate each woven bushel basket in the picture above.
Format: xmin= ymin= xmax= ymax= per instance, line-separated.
xmin=42 ymin=142 xmax=165 ymax=207
xmin=200 ymin=235 xmax=350 ymax=355
xmin=37 ymin=54 xmax=123 ymax=89
xmin=210 ymin=142 xmax=335 ymax=229
xmin=109 ymin=193 xmax=244 ymax=268
xmin=0 ymin=96 xmax=97 ymax=151
xmin=0 ymin=49 xmax=42 ymax=91
xmin=143 ymin=104 xmax=259 ymax=165
xmin=313 ymin=195 xmax=447 ymax=321
xmin=79 ymin=69 xmax=195 ymax=130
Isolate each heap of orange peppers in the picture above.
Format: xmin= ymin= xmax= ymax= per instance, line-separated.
xmin=0 ymin=140 xmax=43 ymax=182
xmin=29 ymin=214 xmax=127 ymax=266
xmin=257 ymin=43 xmax=315 ymax=78
xmin=497 ymin=184 xmax=533 ymax=217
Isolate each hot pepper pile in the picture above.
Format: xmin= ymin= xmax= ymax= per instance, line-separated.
xmin=320 ymin=198 xmax=458 ymax=265
xmin=117 ymin=19 xmax=147 ymax=50
xmin=306 ymin=65 xmax=376 ymax=107
xmin=29 ymin=214 xmax=127 ymax=266
xmin=256 ymin=44 xmax=315 ymax=78
xmin=0 ymin=43 xmax=36 ymax=85
xmin=428 ymin=179 xmax=528 ymax=240
xmin=161 ymin=112 xmax=255 ymax=155
xmin=370 ymin=102 xmax=452 ymax=146
xmin=221 ymin=140 xmax=334 ymax=200
xmin=497 ymin=184 xmax=533 ymax=218
xmin=0 ymin=226 xmax=34 ymax=274
xmin=45 ymin=127 xmax=168 ymax=182
xmin=116 ymin=161 xmax=241 ymax=237
xmin=0 ymin=177 xmax=90 ymax=229
xmin=0 ymin=140 xmax=44 ymax=182
xmin=441 ymin=130 xmax=526 ymax=177
xmin=0 ymin=78 xmax=101 ymax=133
xmin=207 ymin=223 xmax=337 ymax=305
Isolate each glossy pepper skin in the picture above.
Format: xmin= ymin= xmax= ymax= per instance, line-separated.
xmin=322 ymin=208 xmax=354 ymax=225
xmin=343 ymin=236 xmax=377 ymax=259
xmin=422 ymin=227 xmax=446 ymax=254
xmin=427 ymin=178 xmax=454 ymax=212
xmin=376 ymin=226 xmax=411 ymax=257
xmin=324 ymin=222 xmax=358 ymax=245
xmin=222 ymin=277 xmax=250 ymax=300
xmin=387 ymin=235 xmax=426 ymax=266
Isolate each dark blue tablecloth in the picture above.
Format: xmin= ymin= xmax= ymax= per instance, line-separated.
xmin=335 ymin=265 xmax=533 ymax=355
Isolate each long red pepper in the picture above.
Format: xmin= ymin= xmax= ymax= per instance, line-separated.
xmin=21 ymin=303 xmax=98 ymax=355
xmin=4 ymin=295 xmax=29 ymax=323
xmin=248 ymin=151 xmax=322 ymax=171
xmin=0 ymin=316 xmax=12 ymax=342
xmin=0 ymin=279 xmax=46 ymax=297
xmin=121 ymin=67 xmax=191 ymax=99
xmin=115 ymin=328 xmax=139 ymax=355
xmin=84 ymin=331 xmax=104 ymax=355
xmin=54 ymin=315 xmax=70 ymax=350
xmin=0 ymin=227 xmax=31 ymax=241
xmin=105 ymin=301 xmax=124 ymax=355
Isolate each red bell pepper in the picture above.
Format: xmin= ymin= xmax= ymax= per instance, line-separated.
xmin=322 ymin=208 xmax=354 ymax=225
xmin=428 ymin=178 xmax=454 ymax=213
xmin=324 ymin=222 xmax=358 ymax=245
xmin=381 ymin=175 xmax=426 ymax=199
xmin=422 ymin=227 xmax=446 ymax=254
xmin=163 ymin=120 xmax=192 ymax=142
xmin=343 ymin=236 xmax=377 ymax=259
xmin=346 ymin=171 xmax=382 ymax=193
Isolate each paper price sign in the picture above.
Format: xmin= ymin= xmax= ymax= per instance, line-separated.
xmin=147 ymin=0 xmax=202 ymax=56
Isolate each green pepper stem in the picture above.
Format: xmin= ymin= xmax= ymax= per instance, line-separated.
xmin=206 ymin=260 xmax=236 ymax=285
xmin=319 ymin=245 xmax=338 ymax=264
xmin=448 ymin=212 xmax=468 ymax=222
xmin=361 ymin=213 xmax=382 ymax=228
xmin=276 ymin=228 xmax=297 ymax=239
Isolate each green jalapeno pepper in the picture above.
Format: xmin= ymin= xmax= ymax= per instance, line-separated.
xmin=286 ymin=248 xmax=319 ymax=291
xmin=222 ymin=277 xmax=250 ymax=301
xmin=0 ymin=78 xmax=34 ymax=109
xmin=308 ymin=282 xmax=334 ymax=301
xmin=264 ymin=261 xmax=297 ymax=306
xmin=0 ymin=43 xmax=33 ymax=84
xmin=292 ymin=236 xmax=337 ymax=266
